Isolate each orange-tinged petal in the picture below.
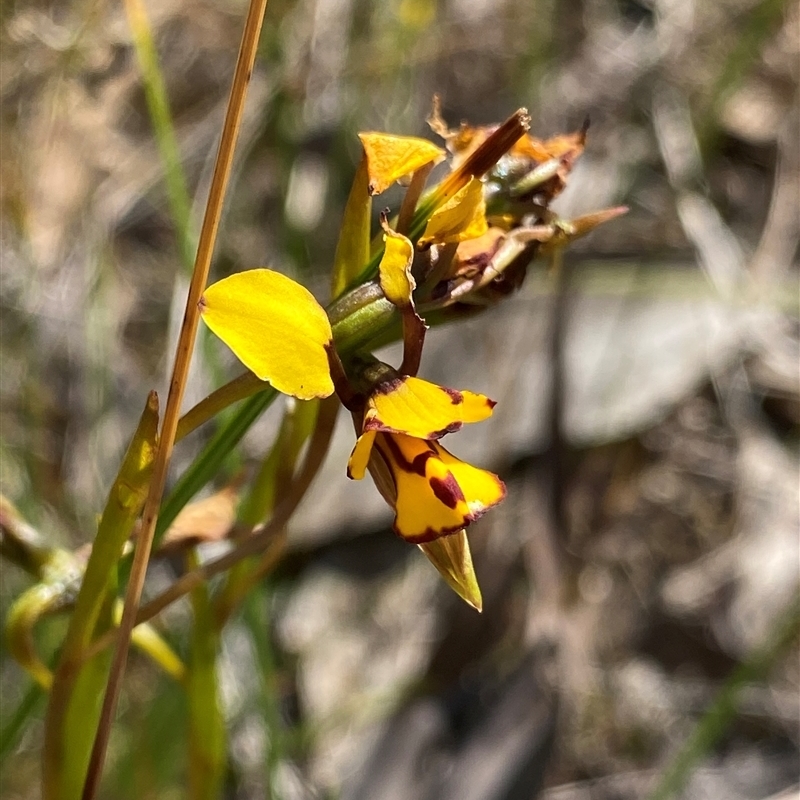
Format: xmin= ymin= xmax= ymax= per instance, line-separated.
xmin=200 ymin=269 xmax=334 ymax=400
xmin=366 ymin=376 xmax=495 ymax=439
xmin=375 ymin=433 xmax=505 ymax=543
xmin=419 ymin=177 xmax=487 ymax=247
xmin=347 ymin=429 xmax=376 ymax=480
xmin=358 ymin=132 xmax=445 ymax=195
xmin=511 ymin=129 xmax=586 ymax=163
xmin=378 ymin=226 xmax=415 ymax=308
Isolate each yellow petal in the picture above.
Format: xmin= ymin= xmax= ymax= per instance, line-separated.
xmin=358 ymin=132 xmax=445 ymax=195
xmin=419 ymin=176 xmax=488 ymax=246
xmin=375 ymin=434 xmax=505 ymax=543
xmin=418 ymin=531 xmax=482 ymax=611
xmin=347 ymin=429 xmax=376 ymax=480
xmin=367 ymin=376 xmax=495 ymax=439
xmin=378 ymin=226 xmax=415 ymax=308
xmin=200 ymin=269 xmax=334 ymax=400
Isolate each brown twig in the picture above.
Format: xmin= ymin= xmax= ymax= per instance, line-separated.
xmin=80 ymin=1 xmax=270 ymax=797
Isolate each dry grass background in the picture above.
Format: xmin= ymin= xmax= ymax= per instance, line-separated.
xmin=1 ymin=0 xmax=798 ymax=797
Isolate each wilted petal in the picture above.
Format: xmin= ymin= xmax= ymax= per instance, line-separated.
xmin=419 ymin=177 xmax=488 ymax=247
xmin=358 ymin=132 xmax=445 ymax=195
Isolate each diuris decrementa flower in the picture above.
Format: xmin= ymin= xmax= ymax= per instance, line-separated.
xmin=346 ymin=373 xmax=506 ymax=544
xmin=199 ymin=264 xmax=506 ymax=609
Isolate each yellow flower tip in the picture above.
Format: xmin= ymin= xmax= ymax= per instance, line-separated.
xmin=419 ymin=531 xmax=483 ymax=611
xmin=200 ymin=269 xmax=335 ymax=400
xmin=358 ymin=132 xmax=445 ymax=196
xmin=375 ymin=433 xmax=505 ymax=544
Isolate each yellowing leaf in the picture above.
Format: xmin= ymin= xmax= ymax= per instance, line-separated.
xmin=201 ymin=270 xmax=333 ymax=400
xmin=358 ymin=132 xmax=445 ymax=195
xmin=419 ymin=177 xmax=488 ymax=247
xmin=378 ymin=227 xmax=415 ymax=307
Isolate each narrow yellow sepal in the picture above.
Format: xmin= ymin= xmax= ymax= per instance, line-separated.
xmin=200 ymin=269 xmax=334 ymax=400
xmin=419 ymin=176 xmax=488 ymax=246
xmin=378 ymin=226 xmax=415 ymax=308
xmin=358 ymin=132 xmax=445 ymax=195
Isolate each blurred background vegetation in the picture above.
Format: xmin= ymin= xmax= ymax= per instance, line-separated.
xmin=1 ymin=0 xmax=798 ymax=797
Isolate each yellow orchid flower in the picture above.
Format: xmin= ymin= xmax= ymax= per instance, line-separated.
xmin=346 ymin=374 xmax=504 ymax=543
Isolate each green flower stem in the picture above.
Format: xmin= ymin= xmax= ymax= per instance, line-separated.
xmin=330 ymin=288 xmax=397 ymax=354
xmin=87 ymin=398 xmax=340 ymax=660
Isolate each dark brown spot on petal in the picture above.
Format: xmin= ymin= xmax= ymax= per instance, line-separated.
xmin=380 ymin=433 xmax=432 ymax=475
xmin=430 ymin=422 xmax=462 ymax=438
xmin=486 ymin=398 xmax=497 ymax=409
xmin=374 ymin=377 xmax=405 ymax=395
xmin=410 ymin=451 xmax=434 ymax=476
xmin=429 ymin=473 xmax=464 ymax=509
xmin=363 ymin=417 xmax=387 ymax=432
xmin=393 ymin=522 xmax=465 ymax=544
xmin=442 ymin=387 xmax=463 ymax=405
